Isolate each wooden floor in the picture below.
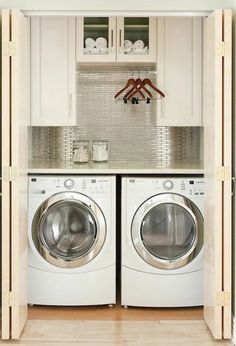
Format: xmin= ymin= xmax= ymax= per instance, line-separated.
xmin=28 ymin=304 xmax=204 ymax=321
xmin=2 ymin=320 xmax=233 ymax=345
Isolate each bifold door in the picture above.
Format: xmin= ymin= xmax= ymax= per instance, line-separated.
xmin=203 ymin=9 xmax=232 ymax=339
xmin=1 ymin=9 xmax=30 ymax=339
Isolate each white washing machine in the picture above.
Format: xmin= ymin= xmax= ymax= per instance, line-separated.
xmin=121 ymin=177 xmax=204 ymax=307
xmin=28 ymin=175 xmax=116 ymax=306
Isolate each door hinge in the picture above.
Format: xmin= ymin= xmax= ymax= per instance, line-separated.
xmin=3 ymin=41 xmax=16 ymax=57
xmin=216 ymin=166 xmax=230 ymax=181
xmin=216 ymin=291 xmax=231 ymax=306
xmin=217 ymin=41 xmax=230 ymax=57
xmin=2 ymin=166 xmax=17 ymax=182
xmin=8 ymin=291 xmax=14 ymax=307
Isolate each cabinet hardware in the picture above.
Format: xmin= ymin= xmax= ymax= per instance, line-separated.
xmin=119 ymin=29 xmax=122 ymax=53
xmin=111 ymin=29 xmax=114 ymax=53
xmin=69 ymin=94 xmax=72 ymax=118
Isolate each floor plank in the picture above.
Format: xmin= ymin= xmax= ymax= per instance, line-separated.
xmin=28 ymin=305 xmax=203 ymax=321
xmin=7 ymin=320 xmax=230 ymax=345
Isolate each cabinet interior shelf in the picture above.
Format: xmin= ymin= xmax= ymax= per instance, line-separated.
xmin=84 ymin=24 xmax=109 ymax=28
xmin=124 ymin=24 xmax=149 ymax=28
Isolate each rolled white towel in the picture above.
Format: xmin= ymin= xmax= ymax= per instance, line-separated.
xmin=124 ymin=39 xmax=133 ymax=49
xmin=84 ymin=48 xmax=100 ymax=54
xmin=85 ymin=37 xmax=96 ymax=49
xmin=133 ymin=39 xmax=145 ymax=50
xmin=95 ymin=37 xmax=107 ymax=49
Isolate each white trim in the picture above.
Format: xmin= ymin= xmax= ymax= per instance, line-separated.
xmin=232 ymin=316 xmax=236 ymax=345
xmin=23 ymin=11 xmax=210 ymax=17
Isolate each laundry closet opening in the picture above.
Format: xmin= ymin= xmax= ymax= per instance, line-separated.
xmin=2 ymin=7 xmax=232 ymax=341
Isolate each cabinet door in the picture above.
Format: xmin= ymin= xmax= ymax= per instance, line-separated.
xmin=117 ymin=16 xmax=156 ymax=62
xmin=31 ymin=17 xmax=76 ymax=126
xmin=76 ymin=16 xmax=116 ymax=62
xmin=156 ymin=17 xmax=202 ymax=126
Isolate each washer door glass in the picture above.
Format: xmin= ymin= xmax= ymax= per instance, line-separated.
xmin=141 ymin=203 xmax=196 ymax=260
xmin=32 ymin=192 xmax=106 ymax=268
xmin=40 ymin=201 xmax=97 ymax=260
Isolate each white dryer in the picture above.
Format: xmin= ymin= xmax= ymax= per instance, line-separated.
xmin=28 ymin=175 xmax=116 ymax=306
xmin=121 ymin=177 xmax=204 ymax=307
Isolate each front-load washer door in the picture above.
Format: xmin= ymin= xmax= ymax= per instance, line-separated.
xmin=32 ymin=192 xmax=106 ymax=268
xmin=131 ymin=193 xmax=203 ymax=270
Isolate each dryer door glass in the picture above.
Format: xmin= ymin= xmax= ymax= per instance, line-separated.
xmin=141 ymin=203 xmax=196 ymax=260
xmin=132 ymin=193 xmax=203 ymax=269
xmin=39 ymin=201 xmax=97 ymax=260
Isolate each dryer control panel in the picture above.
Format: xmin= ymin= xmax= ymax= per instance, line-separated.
xmin=126 ymin=177 xmax=204 ymax=202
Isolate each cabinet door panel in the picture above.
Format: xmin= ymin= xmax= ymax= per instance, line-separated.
xmin=156 ymin=17 xmax=202 ymax=126
xmin=31 ymin=17 xmax=76 ymax=126
xmin=76 ymin=16 xmax=116 ymax=62
xmin=117 ymin=16 xmax=156 ymax=62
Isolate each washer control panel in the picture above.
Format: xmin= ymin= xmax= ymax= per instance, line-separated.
xmin=163 ymin=180 xmax=174 ymax=191
xmin=29 ymin=176 xmax=113 ymax=197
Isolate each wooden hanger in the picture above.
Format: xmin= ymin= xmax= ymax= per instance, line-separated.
xmin=115 ymin=77 xmax=145 ymax=100
xmin=128 ymin=77 xmax=165 ymax=100
xmin=114 ymin=78 xmax=137 ymax=99
xmin=124 ymin=78 xmax=152 ymax=100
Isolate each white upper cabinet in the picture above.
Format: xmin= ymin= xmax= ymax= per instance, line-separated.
xmin=156 ymin=17 xmax=202 ymax=126
xmin=76 ymin=16 xmax=156 ymax=62
xmin=76 ymin=16 xmax=116 ymax=62
xmin=31 ymin=17 xmax=76 ymax=126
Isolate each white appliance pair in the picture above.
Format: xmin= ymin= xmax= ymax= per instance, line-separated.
xmin=28 ymin=175 xmax=116 ymax=306
xmin=28 ymin=175 xmax=204 ymax=307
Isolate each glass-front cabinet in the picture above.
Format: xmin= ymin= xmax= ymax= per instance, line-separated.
xmin=76 ymin=16 xmax=116 ymax=62
xmin=76 ymin=16 xmax=156 ymax=62
xmin=117 ymin=16 xmax=156 ymax=62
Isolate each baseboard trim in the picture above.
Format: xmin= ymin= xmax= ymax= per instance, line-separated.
xmin=232 ymin=316 xmax=236 ymax=345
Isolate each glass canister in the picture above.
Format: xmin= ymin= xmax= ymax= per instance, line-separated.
xmin=92 ymin=141 xmax=109 ymax=162
xmin=72 ymin=140 xmax=90 ymax=163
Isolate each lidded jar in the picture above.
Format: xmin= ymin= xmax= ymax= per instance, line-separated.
xmin=92 ymin=141 xmax=109 ymax=162
xmin=72 ymin=140 xmax=90 ymax=163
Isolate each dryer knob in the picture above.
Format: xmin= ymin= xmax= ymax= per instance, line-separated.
xmin=64 ymin=178 xmax=75 ymax=189
xmin=163 ymin=180 xmax=174 ymax=191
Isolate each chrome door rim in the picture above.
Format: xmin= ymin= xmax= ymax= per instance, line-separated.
xmin=131 ymin=193 xmax=203 ymax=270
xmin=32 ymin=192 xmax=106 ymax=268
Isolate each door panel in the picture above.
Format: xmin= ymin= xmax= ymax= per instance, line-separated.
xmin=11 ymin=9 xmax=30 ymax=339
xmin=203 ymin=9 xmax=232 ymax=339
xmin=222 ymin=9 xmax=232 ymax=339
xmin=1 ymin=9 xmax=11 ymax=340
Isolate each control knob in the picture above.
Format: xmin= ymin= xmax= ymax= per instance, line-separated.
xmin=163 ymin=180 xmax=174 ymax=191
xmin=64 ymin=178 xmax=75 ymax=189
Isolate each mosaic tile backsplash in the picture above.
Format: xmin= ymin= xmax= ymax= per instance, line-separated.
xmin=31 ymin=66 xmax=202 ymax=164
